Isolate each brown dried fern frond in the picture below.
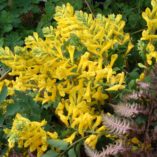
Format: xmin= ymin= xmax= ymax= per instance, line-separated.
xmin=84 ymin=144 xmax=99 ymax=157
xmin=137 ymin=82 xmax=150 ymax=90
xmin=111 ymin=102 xmax=145 ymax=118
xmin=99 ymin=140 xmax=126 ymax=157
xmin=124 ymin=91 xmax=143 ymax=100
xmin=85 ymin=141 xmax=126 ymax=157
xmin=102 ymin=114 xmax=133 ymax=135
xmin=146 ymin=64 xmax=157 ymax=97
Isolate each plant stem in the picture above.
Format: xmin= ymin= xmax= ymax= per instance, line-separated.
xmin=84 ymin=0 xmax=95 ymax=18
xmin=131 ymin=29 xmax=144 ymax=35
xmin=58 ymin=135 xmax=88 ymax=157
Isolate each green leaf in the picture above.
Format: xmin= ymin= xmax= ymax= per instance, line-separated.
xmin=0 ymin=0 xmax=7 ymax=11
xmin=128 ymin=68 xmax=139 ymax=79
xmin=68 ymin=147 xmax=77 ymax=157
xmin=128 ymin=80 xmax=136 ymax=89
xmin=73 ymin=0 xmax=83 ymax=10
xmin=5 ymin=32 xmax=23 ymax=48
xmin=75 ymin=143 xmax=81 ymax=157
xmin=3 ymin=24 xmax=13 ymax=33
xmin=0 ymin=85 xmax=8 ymax=104
xmin=42 ymin=150 xmax=58 ymax=157
xmin=8 ymin=90 xmax=41 ymax=120
xmin=0 ymin=38 xmax=4 ymax=47
xmin=0 ymin=113 xmax=4 ymax=125
xmin=48 ymin=139 xmax=69 ymax=150
xmin=6 ymin=104 xmax=21 ymax=116
xmin=135 ymin=116 xmax=147 ymax=125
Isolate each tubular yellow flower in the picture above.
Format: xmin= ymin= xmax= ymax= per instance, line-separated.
xmin=106 ymin=84 xmax=125 ymax=91
xmin=67 ymin=45 xmax=75 ymax=64
xmin=92 ymin=87 xmax=109 ymax=103
xmin=107 ymin=68 xmax=113 ymax=83
xmin=84 ymin=81 xmax=91 ymax=102
xmin=64 ymin=132 xmax=77 ymax=144
xmin=92 ymin=116 xmax=103 ymax=130
xmin=47 ymin=132 xmax=58 ymax=139
xmin=55 ymin=102 xmax=69 ymax=127
xmin=85 ymin=135 xmax=99 ymax=149
xmin=4 ymin=114 xmax=50 ymax=157
xmin=108 ymin=54 xmax=118 ymax=68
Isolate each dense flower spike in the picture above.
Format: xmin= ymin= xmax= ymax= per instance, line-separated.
xmin=4 ymin=114 xmax=58 ymax=157
xmin=140 ymin=0 xmax=157 ymax=65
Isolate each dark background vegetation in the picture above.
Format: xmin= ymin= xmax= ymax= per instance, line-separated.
xmin=0 ymin=0 xmax=150 ymax=49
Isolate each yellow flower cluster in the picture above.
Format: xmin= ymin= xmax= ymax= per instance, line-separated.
xmin=1 ymin=3 xmax=133 ymax=149
xmin=141 ymin=0 xmax=157 ymax=65
xmin=4 ymin=114 xmax=58 ymax=157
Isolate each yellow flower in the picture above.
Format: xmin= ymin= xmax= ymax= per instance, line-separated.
xmin=84 ymin=81 xmax=91 ymax=102
xmin=4 ymin=114 xmax=49 ymax=157
xmin=151 ymin=0 xmax=157 ymax=9
xmin=146 ymin=51 xmax=157 ymax=65
xmin=55 ymin=62 xmax=77 ymax=80
xmin=100 ymin=42 xmax=112 ymax=54
xmin=92 ymin=87 xmax=108 ymax=103
xmin=78 ymin=113 xmax=95 ymax=136
xmin=125 ymin=42 xmax=134 ymax=55
xmin=106 ymin=84 xmax=125 ymax=91
xmin=55 ymin=102 xmax=69 ymax=127
xmin=131 ymin=137 xmax=141 ymax=146
xmin=64 ymin=132 xmax=77 ymax=144
xmin=107 ymin=68 xmax=113 ymax=83
xmin=96 ymin=125 xmax=106 ymax=132
xmin=92 ymin=116 xmax=103 ymax=130
xmin=117 ymin=72 xmax=125 ymax=85
xmin=137 ymin=72 xmax=145 ymax=81
xmin=85 ymin=135 xmax=99 ymax=149
xmin=67 ymin=45 xmax=75 ymax=64
xmin=108 ymin=54 xmax=118 ymax=68
xmin=47 ymin=132 xmax=58 ymax=139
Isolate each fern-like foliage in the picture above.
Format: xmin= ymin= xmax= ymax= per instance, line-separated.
xmin=124 ymin=91 xmax=143 ymax=100
xmin=102 ymin=114 xmax=133 ymax=135
xmin=84 ymin=144 xmax=99 ymax=157
xmin=111 ymin=103 xmax=142 ymax=118
xmin=99 ymin=141 xmax=126 ymax=157
xmin=85 ymin=141 xmax=126 ymax=157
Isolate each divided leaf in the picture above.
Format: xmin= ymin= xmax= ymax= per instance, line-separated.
xmin=85 ymin=141 xmax=126 ymax=157
xmin=102 ymin=114 xmax=133 ymax=135
xmin=47 ymin=139 xmax=69 ymax=151
xmin=111 ymin=103 xmax=141 ymax=118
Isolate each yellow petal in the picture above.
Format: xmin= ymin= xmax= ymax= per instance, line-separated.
xmin=67 ymin=45 xmax=75 ymax=64
xmin=47 ymin=132 xmax=58 ymax=139
xmin=106 ymin=84 xmax=125 ymax=91
xmin=85 ymin=135 xmax=98 ymax=149
xmin=64 ymin=132 xmax=77 ymax=144
xmin=109 ymin=54 xmax=118 ymax=68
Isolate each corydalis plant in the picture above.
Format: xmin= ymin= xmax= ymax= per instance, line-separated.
xmin=85 ymin=63 xmax=157 ymax=157
xmin=2 ymin=2 xmax=133 ymax=153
